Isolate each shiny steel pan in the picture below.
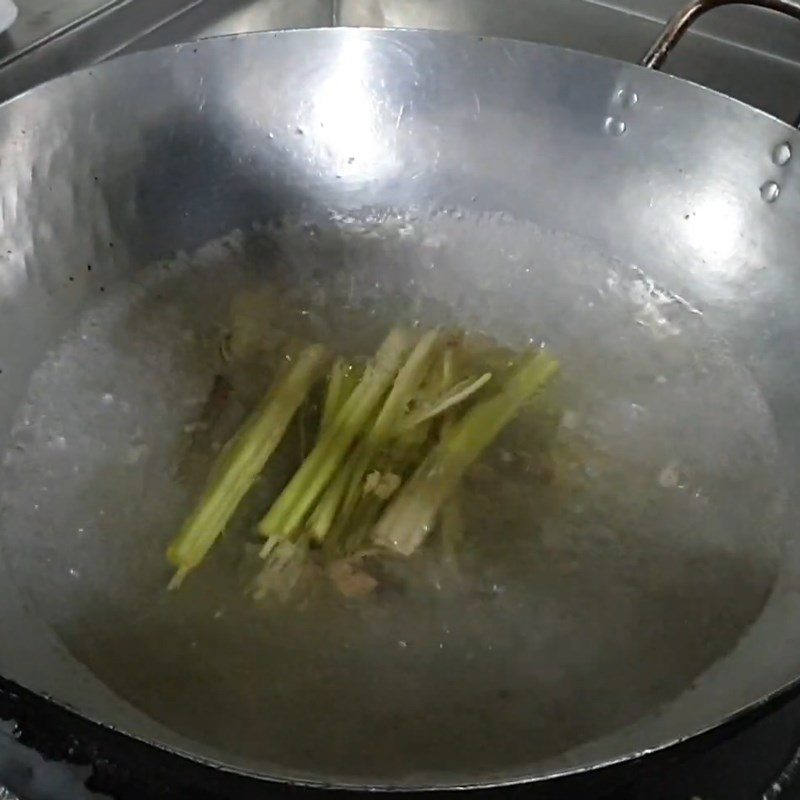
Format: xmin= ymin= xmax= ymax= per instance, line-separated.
xmin=2 ymin=0 xmax=800 ymax=790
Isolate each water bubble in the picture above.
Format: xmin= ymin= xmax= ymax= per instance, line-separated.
xmin=616 ymin=88 xmax=638 ymax=108
xmin=101 ymin=392 xmax=114 ymax=405
xmin=126 ymin=443 xmax=149 ymax=465
xmin=760 ymin=180 xmax=781 ymax=203
xmin=772 ymin=142 xmax=791 ymax=166
xmin=604 ymin=116 xmax=626 ymax=136
xmin=658 ymin=462 xmax=681 ymax=489
xmin=562 ymin=410 xmax=580 ymax=430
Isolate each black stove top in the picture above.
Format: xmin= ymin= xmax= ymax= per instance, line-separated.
xmin=612 ymin=693 xmax=800 ymax=800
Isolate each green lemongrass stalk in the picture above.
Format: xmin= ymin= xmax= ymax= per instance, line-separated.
xmin=257 ymin=328 xmax=414 ymax=546
xmin=440 ymin=489 xmax=465 ymax=561
xmin=308 ymin=329 xmax=443 ymax=543
xmin=370 ymin=329 xmax=443 ymax=439
xmin=321 ymin=435 xmax=419 ymax=555
xmin=253 ymin=536 xmax=309 ymax=601
xmin=306 ymin=451 xmax=364 ymax=542
xmin=373 ymin=351 xmax=559 ymax=556
xmin=341 ymin=491 xmax=389 ymax=554
xmin=320 ymin=358 xmax=358 ymax=433
xmin=314 ymin=445 xmax=372 ymax=543
xmin=400 ymin=372 xmax=492 ymax=431
xmin=387 ymin=344 xmax=454 ymax=462
xmin=166 ymin=343 xmax=329 ymax=588
xmin=441 ymin=344 xmax=457 ymax=388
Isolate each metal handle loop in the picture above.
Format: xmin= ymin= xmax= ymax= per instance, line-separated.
xmin=640 ymin=0 xmax=800 ymax=70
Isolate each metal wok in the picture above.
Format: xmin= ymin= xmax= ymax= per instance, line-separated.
xmin=2 ymin=0 xmax=800 ymax=791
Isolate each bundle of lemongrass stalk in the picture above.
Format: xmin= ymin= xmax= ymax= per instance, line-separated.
xmin=166 ymin=327 xmax=558 ymax=598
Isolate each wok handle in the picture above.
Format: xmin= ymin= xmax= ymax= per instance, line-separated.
xmin=640 ymin=0 xmax=800 ymax=70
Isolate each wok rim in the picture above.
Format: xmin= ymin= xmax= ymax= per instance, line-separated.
xmin=3 ymin=667 xmax=800 ymax=792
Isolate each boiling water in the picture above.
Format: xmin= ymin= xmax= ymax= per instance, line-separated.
xmin=0 ymin=212 xmax=784 ymax=784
